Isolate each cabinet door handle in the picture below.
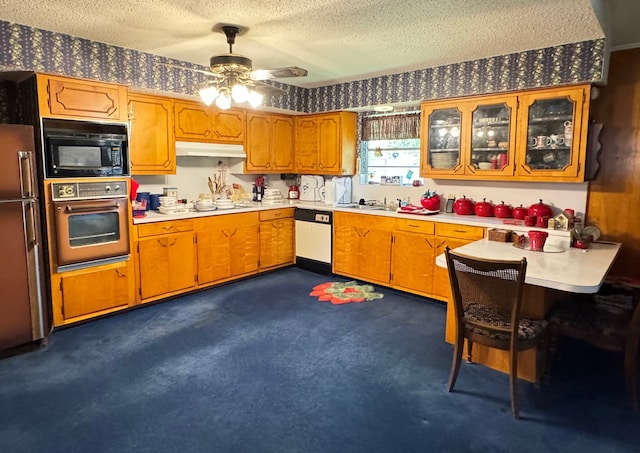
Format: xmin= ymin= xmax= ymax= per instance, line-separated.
xmin=223 ymin=229 xmax=237 ymax=238
xmin=115 ymin=269 xmax=126 ymax=278
xmin=453 ymin=229 xmax=467 ymax=233
xmin=162 ymin=225 xmax=175 ymax=232
xmin=158 ymin=239 xmax=167 ymax=247
xmin=425 ymin=238 xmax=434 ymax=248
xmin=168 ymin=238 xmax=177 ymax=247
xmin=407 ymin=223 xmax=420 ymax=228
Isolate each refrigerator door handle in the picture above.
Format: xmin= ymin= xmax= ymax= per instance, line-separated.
xmin=18 ymin=151 xmax=35 ymax=199
xmin=24 ymin=200 xmax=38 ymax=248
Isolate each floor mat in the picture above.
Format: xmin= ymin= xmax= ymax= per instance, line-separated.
xmin=309 ymin=280 xmax=384 ymax=304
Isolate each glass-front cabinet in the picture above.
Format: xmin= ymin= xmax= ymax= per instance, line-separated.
xmin=421 ymin=95 xmax=517 ymax=178
xmin=516 ymin=86 xmax=589 ymax=180
xmin=420 ymin=84 xmax=591 ymax=182
xmin=421 ymin=101 xmax=463 ymax=176
xmin=467 ymin=96 xmax=517 ymax=176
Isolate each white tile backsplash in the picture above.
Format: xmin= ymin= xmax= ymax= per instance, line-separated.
xmin=135 ymin=159 xmax=588 ymax=218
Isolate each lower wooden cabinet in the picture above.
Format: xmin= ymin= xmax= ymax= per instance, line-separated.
xmin=195 ymin=212 xmax=259 ymax=285
xmin=431 ymin=223 xmax=485 ymax=301
xmin=332 ymin=213 xmax=485 ymax=303
xmin=259 ymin=208 xmax=294 ymax=270
xmin=390 ymin=219 xmax=436 ymax=297
xmin=136 ymin=219 xmax=196 ymax=301
xmin=51 ymin=260 xmax=134 ymax=326
xmin=333 ymin=211 xmax=394 ymax=285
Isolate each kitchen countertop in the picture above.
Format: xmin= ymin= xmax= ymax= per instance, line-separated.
xmin=132 ymin=201 xmax=571 ymax=245
xmin=435 ymin=239 xmax=621 ymax=294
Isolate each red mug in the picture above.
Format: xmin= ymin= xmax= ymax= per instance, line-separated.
xmin=536 ymin=216 xmax=550 ymax=228
xmin=528 ymin=230 xmax=548 ymax=251
xmin=524 ymin=215 xmax=536 ymax=227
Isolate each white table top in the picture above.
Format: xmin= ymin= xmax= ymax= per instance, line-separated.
xmin=435 ymin=239 xmax=621 ymax=294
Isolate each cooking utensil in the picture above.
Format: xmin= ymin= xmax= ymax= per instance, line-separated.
xmin=528 ymin=199 xmax=553 ymax=218
xmin=512 ymin=205 xmax=528 ymax=220
xmin=474 ymin=198 xmax=494 ymax=217
xmin=493 ymin=201 xmax=512 ymax=218
xmin=453 ymin=196 xmax=475 ymax=215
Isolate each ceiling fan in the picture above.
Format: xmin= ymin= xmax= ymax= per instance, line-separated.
xmin=169 ymin=24 xmax=308 ymax=109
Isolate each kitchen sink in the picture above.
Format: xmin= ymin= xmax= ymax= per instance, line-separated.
xmin=343 ymin=204 xmax=388 ymax=211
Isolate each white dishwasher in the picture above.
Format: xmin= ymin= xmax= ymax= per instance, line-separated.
xmin=295 ymin=208 xmax=333 ymax=275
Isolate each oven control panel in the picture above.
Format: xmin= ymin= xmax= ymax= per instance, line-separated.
xmin=52 ymin=180 xmax=128 ymax=201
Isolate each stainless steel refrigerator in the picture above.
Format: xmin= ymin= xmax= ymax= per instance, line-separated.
xmin=0 ymin=124 xmax=49 ymax=352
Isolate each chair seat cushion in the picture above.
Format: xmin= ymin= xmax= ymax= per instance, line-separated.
xmin=464 ymin=302 xmax=548 ymax=340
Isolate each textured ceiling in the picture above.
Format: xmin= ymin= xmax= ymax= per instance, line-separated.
xmin=2 ymin=0 xmax=639 ymax=88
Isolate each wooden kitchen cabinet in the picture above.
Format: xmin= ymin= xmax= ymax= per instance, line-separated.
xmin=136 ymin=220 xmax=196 ymax=301
xmin=174 ymin=100 xmax=245 ymax=143
xmin=36 ymin=73 xmax=128 ymax=121
xmin=212 ymin=109 xmax=245 ymax=143
xmin=294 ymin=111 xmax=357 ymax=175
xmin=333 ymin=211 xmax=394 ymax=285
xmin=431 ymin=223 xmax=485 ymax=301
xmin=174 ymin=100 xmax=214 ymax=140
xmin=50 ymin=260 xmax=134 ymax=326
xmin=128 ymin=93 xmax=176 ymax=174
xmin=259 ymin=208 xmax=295 ymax=270
xmin=515 ymin=85 xmax=590 ymax=181
xmin=420 ymin=84 xmax=590 ymax=183
xmin=245 ymin=113 xmax=294 ymax=173
xmin=195 ymin=212 xmax=259 ymax=285
xmin=390 ymin=219 xmax=436 ymax=297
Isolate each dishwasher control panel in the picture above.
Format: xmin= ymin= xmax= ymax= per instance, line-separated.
xmin=315 ymin=213 xmax=331 ymax=223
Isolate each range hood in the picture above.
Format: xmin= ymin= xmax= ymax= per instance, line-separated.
xmin=175 ymin=141 xmax=246 ymax=158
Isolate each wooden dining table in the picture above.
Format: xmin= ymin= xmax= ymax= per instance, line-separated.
xmin=435 ymin=239 xmax=622 ymax=382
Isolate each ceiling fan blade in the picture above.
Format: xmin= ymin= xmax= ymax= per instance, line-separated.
xmin=250 ymin=66 xmax=308 ymax=80
xmin=252 ymin=82 xmax=286 ymax=96
xmin=159 ymin=62 xmax=224 ymax=79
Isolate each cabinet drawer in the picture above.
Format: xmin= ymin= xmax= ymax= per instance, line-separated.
xmin=435 ymin=223 xmax=484 ymax=240
xmin=260 ymin=208 xmax=294 ymax=221
xmin=394 ymin=218 xmax=434 ymax=234
xmin=137 ymin=220 xmax=194 ymax=237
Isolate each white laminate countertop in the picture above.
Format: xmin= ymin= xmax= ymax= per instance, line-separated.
xmin=133 ymin=200 xmax=571 ymax=241
xmin=434 ymin=239 xmax=621 ymax=294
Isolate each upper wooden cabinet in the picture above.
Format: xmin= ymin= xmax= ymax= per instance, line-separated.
xmin=37 ymin=74 xmax=128 ymax=121
xmin=245 ymin=112 xmax=294 ymax=173
xmin=515 ymin=85 xmax=590 ymax=181
xmin=420 ymin=84 xmax=591 ymax=182
xmin=174 ymin=100 xmax=245 ymax=143
xmin=128 ymin=93 xmax=175 ymax=175
xmin=294 ymin=111 xmax=357 ymax=175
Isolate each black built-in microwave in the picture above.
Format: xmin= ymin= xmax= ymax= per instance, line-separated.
xmin=42 ymin=118 xmax=129 ymax=178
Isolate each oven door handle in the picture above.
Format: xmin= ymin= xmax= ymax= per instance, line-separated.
xmin=63 ymin=203 xmax=121 ymax=213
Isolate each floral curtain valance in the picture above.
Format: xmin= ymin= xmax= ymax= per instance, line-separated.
xmin=361 ymin=111 xmax=421 ymax=141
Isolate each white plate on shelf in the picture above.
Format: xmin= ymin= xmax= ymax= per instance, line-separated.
xmin=216 ymin=205 xmax=235 ymax=210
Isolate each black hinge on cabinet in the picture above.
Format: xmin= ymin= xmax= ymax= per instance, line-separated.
xmin=136 ymin=243 xmax=139 ymax=253
xmin=138 ymin=287 xmax=142 ymax=297
xmin=194 ymin=236 xmax=197 ymax=244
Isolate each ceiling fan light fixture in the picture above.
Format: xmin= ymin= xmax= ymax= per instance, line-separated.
xmin=199 ymin=85 xmax=219 ymax=106
xmin=231 ymin=84 xmax=249 ymax=103
xmin=248 ymin=90 xmax=263 ymax=108
xmin=215 ymin=91 xmax=232 ymax=110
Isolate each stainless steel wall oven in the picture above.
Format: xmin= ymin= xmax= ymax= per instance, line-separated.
xmin=51 ymin=180 xmax=129 ymax=272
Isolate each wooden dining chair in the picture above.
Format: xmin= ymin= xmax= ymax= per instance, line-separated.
xmin=444 ymin=247 xmax=549 ymax=419
xmin=547 ymin=283 xmax=640 ymax=411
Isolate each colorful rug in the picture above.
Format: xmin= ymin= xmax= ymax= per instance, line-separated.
xmin=310 ymin=281 xmax=384 ymax=305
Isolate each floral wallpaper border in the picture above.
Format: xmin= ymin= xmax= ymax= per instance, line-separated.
xmin=0 ymin=19 xmax=605 ymax=118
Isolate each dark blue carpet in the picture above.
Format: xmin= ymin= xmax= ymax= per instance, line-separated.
xmin=0 ymin=268 xmax=638 ymax=452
